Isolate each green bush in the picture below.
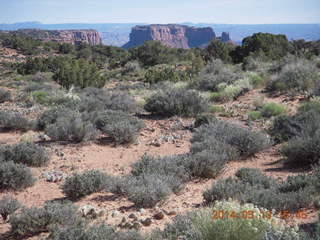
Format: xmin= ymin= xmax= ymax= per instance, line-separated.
xmin=144 ymin=88 xmax=208 ymax=117
xmin=155 ymin=200 xmax=300 ymax=240
xmin=0 ymin=142 xmax=49 ymax=167
xmin=45 ymin=113 xmax=98 ymax=143
xmin=268 ymin=59 xmax=319 ymax=94
xmin=131 ymin=154 xmax=190 ymax=183
xmin=37 ymin=107 xmax=76 ymax=130
xmin=145 ymin=64 xmax=189 ymax=84
xmin=268 ymin=110 xmax=320 ymax=143
xmin=62 ymin=170 xmax=107 ymax=199
xmin=95 ymin=110 xmax=144 ymax=144
xmin=192 ymin=121 xmax=271 ymax=157
xmin=124 ymin=174 xmax=175 ymax=207
xmin=281 ymin=130 xmax=320 ymax=167
xmin=0 ymin=161 xmax=35 ymax=190
xmin=248 ymin=111 xmax=262 ymax=120
xmin=186 ymin=150 xmax=229 ymax=178
xmin=194 ymin=113 xmax=217 ymax=128
xmin=0 ymin=110 xmax=34 ymax=131
xmin=198 ymin=59 xmax=239 ymax=91
xmin=248 ymin=72 xmax=266 ymax=87
xmin=48 ymin=223 xmax=144 ymax=240
xmin=0 ymin=195 xmax=21 ymax=221
xmin=298 ymin=99 xmax=320 ymax=114
xmin=235 ymin=168 xmax=277 ymax=188
xmin=0 ymin=88 xmax=11 ymax=103
xmin=204 ymin=168 xmax=318 ymax=212
xmin=10 ymin=201 xmax=78 ymax=237
xmin=261 ymin=102 xmax=287 ymax=118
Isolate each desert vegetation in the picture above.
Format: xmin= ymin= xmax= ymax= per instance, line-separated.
xmin=0 ymin=30 xmax=319 ymax=239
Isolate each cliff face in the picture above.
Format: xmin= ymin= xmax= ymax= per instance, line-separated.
xmin=17 ymin=29 xmax=102 ymax=45
xmin=123 ymin=24 xmax=216 ymax=49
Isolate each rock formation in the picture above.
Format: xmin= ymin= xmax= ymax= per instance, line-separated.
xmin=221 ymin=32 xmax=231 ymax=42
xmin=16 ymin=29 xmax=102 ymax=45
xmin=122 ymin=24 xmax=216 ymax=49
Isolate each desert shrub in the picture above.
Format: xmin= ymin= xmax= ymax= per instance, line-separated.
xmin=260 ymin=102 xmax=287 ymax=118
xmin=95 ymin=110 xmax=144 ymax=144
xmin=281 ymin=130 xmax=320 ymax=167
xmin=194 ymin=113 xmax=217 ymax=128
xmin=0 ymin=161 xmax=35 ymax=190
xmin=235 ymin=168 xmax=277 ymax=189
xmin=267 ymin=59 xmax=319 ymax=94
xmin=48 ymin=223 xmax=144 ymax=240
xmin=0 ymin=195 xmax=21 ymax=221
xmin=45 ymin=113 xmax=98 ymax=143
xmin=37 ymin=107 xmax=76 ymax=130
xmin=0 ymin=110 xmax=34 ymax=131
xmin=186 ymin=150 xmax=229 ymax=178
xmin=268 ymin=110 xmax=320 ymax=143
xmin=204 ymin=168 xmax=317 ymax=211
xmin=78 ymin=88 xmax=138 ymax=113
xmin=0 ymin=88 xmax=11 ymax=103
xmin=248 ymin=111 xmax=262 ymax=120
xmin=211 ymin=78 xmax=253 ymax=102
xmin=192 ymin=121 xmax=271 ymax=157
xmin=208 ymin=105 xmax=225 ymax=114
xmin=144 ymin=88 xmax=208 ymax=117
xmin=124 ymin=174 xmax=175 ymax=207
xmin=247 ymin=73 xmax=267 ymax=88
xmin=62 ymin=170 xmax=107 ymax=199
xmin=131 ymin=154 xmax=190 ymax=182
xmin=100 ymin=119 xmax=142 ymax=144
xmin=145 ymin=64 xmax=189 ymax=84
xmin=298 ymin=99 xmax=320 ymax=114
xmin=198 ymin=59 xmax=239 ymax=91
xmin=10 ymin=201 xmax=78 ymax=237
xmin=0 ymin=142 xmax=49 ymax=167
xmin=156 ymin=200 xmax=300 ymax=240
xmin=203 ymin=178 xmax=251 ymax=203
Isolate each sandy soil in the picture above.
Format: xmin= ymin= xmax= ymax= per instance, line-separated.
xmin=0 ymin=89 xmax=318 ymax=239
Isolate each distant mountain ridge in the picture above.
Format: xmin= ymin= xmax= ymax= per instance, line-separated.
xmin=0 ymin=22 xmax=319 ymax=46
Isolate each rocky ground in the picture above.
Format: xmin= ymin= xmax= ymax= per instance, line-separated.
xmin=0 ymin=86 xmax=318 ymax=239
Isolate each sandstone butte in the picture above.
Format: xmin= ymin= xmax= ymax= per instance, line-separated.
xmin=12 ymin=29 xmax=102 ymax=45
xmin=122 ymin=24 xmax=231 ymax=49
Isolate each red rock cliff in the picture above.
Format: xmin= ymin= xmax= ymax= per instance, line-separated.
xmin=123 ymin=24 xmax=216 ymax=49
xmin=17 ymin=29 xmax=102 ymax=45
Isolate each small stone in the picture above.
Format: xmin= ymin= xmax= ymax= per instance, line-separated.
xmin=121 ymin=217 xmax=127 ymax=223
xmin=139 ymin=208 xmax=146 ymax=215
xmin=124 ymin=222 xmax=133 ymax=229
xmin=79 ymin=205 xmax=102 ymax=219
xmin=167 ymin=210 xmax=177 ymax=216
xmin=128 ymin=213 xmax=138 ymax=221
xmin=141 ymin=218 xmax=152 ymax=226
xmin=153 ymin=211 xmax=165 ymax=220
xmin=111 ymin=210 xmax=120 ymax=217
xmin=132 ymin=221 xmax=142 ymax=230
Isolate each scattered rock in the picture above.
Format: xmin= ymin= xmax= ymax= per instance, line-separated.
xmin=128 ymin=213 xmax=138 ymax=221
xmin=42 ymin=171 xmax=66 ymax=182
xmin=111 ymin=210 xmax=121 ymax=217
xmin=121 ymin=217 xmax=127 ymax=223
xmin=141 ymin=218 xmax=152 ymax=226
xmin=139 ymin=208 xmax=146 ymax=215
xmin=132 ymin=221 xmax=142 ymax=230
xmin=39 ymin=133 xmax=50 ymax=141
xmin=153 ymin=211 xmax=165 ymax=220
xmin=79 ymin=205 xmax=104 ymax=219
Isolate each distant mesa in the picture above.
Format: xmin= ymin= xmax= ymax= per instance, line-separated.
xmin=12 ymin=29 xmax=102 ymax=46
xmin=122 ymin=24 xmax=231 ymax=49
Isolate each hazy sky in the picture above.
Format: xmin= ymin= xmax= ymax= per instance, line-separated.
xmin=1 ymin=0 xmax=319 ymax=24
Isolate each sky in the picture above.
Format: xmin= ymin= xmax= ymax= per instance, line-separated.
xmin=0 ymin=0 xmax=319 ymax=24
